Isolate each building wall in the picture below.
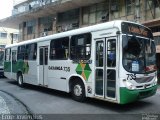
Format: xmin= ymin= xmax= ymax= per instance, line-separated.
xmin=14 ymin=0 xmax=28 ymax=6
xmin=0 ymin=27 xmax=19 ymax=46
xmin=15 ymin=0 xmax=160 ymax=42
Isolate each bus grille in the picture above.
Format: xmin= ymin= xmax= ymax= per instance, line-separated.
xmin=139 ymin=90 xmax=152 ymax=98
xmin=134 ymin=76 xmax=154 ymax=83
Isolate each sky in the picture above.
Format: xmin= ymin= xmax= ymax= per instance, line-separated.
xmin=0 ymin=0 xmax=13 ymax=20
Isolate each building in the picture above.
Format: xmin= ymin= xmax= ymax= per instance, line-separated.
xmin=0 ymin=27 xmax=19 ymax=47
xmin=0 ymin=0 xmax=159 ymax=43
xmin=0 ymin=0 xmax=160 ymax=47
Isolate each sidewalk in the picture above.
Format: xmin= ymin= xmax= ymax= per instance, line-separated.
xmin=0 ymin=90 xmax=30 ymax=115
xmin=0 ymin=96 xmax=10 ymax=114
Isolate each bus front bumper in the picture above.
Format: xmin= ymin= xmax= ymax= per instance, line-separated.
xmin=120 ymin=85 xmax=157 ymax=104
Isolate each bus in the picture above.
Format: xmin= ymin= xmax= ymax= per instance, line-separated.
xmin=0 ymin=46 xmax=5 ymax=77
xmin=4 ymin=20 xmax=158 ymax=104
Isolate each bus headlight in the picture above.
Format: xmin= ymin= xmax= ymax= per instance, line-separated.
xmin=123 ymin=79 xmax=136 ymax=90
xmin=153 ymin=77 xmax=158 ymax=86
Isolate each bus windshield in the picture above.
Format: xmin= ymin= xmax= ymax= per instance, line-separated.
xmin=122 ymin=35 xmax=156 ymax=73
xmin=0 ymin=51 xmax=4 ymax=66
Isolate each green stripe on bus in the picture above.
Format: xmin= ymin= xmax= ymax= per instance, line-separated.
xmin=4 ymin=60 xmax=29 ymax=74
xmin=120 ymin=85 xmax=157 ymax=104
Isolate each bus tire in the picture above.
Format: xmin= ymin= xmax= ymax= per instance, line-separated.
xmin=71 ymin=80 xmax=86 ymax=102
xmin=17 ymin=73 xmax=24 ymax=87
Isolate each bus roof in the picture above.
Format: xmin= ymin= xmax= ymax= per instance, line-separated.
xmin=5 ymin=20 xmax=147 ymax=48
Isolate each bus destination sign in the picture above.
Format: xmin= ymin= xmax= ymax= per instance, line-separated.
xmin=121 ymin=22 xmax=153 ymax=39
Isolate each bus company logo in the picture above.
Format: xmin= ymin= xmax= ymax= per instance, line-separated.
xmin=48 ymin=66 xmax=70 ymax=72
xmin=72 ymin=60 xmax=92 ymax=64
xmin=76 ymin=63 xmax=92 ymax=81
xmin=144 ymin=84 xmax=147 ymax=89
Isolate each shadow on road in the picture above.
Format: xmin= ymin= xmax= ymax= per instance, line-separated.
xmin=7 ymin=80 xmax=71 ymax=99
xmin=85 ymin=98 xmax=153 ymax=113
xmin=7 ymin=80 xmax=154 ymax=113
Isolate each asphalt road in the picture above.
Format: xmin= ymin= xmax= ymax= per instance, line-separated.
xmin=0 ymin=78 xmax=160 ymax=120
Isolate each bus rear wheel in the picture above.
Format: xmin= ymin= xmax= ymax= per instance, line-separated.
xmin=17 ymin=73 xmax=24 ymax=87
xmin=71 ymin=80 xmax=86 ymax=102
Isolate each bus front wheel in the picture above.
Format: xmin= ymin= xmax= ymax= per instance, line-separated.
xmin=17 ymin=73 xmax=24 ymax=87
xmin=71 ymin=80 xmax=86 ymax=102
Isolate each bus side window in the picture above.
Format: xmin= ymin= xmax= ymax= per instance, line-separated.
xmin=26 ymin=43 xmax=37 ymax=60
xmin=50 ymin=37 xmax=69 ymax=60
xmin=70 ymin=33 xmax=91 ymax=60
xmin=17 ymin=45 xmax=26 ymax=60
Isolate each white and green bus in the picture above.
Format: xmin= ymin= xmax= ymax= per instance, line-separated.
xmin=4 ymin=20 xmax=158 ymax=104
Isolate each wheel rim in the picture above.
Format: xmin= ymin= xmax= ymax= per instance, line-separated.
xmin=73 ymin=84 xmax=82 ymax=96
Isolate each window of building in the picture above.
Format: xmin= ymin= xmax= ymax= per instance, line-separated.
xmin=110 ymin=0 xmax=119 ymax=11
xmin=50 ymin=37 xmax=69 ymax=60
xmin=58 ymin=9 xmax=79 ymax=23
xmin=17 ymin=5 xmax=26 ymax=13
xmin=13 ymin=34 xmax=19 ymax=41
xmin=26 ymin=43 xmax=37 ymax=60
xmin=125 ymin=0 xmax=135 ymax=15
xmin=27 ymin=26 xmax=34 ymax=35
xmin=57 ymin=9 xmax=79 ymax=32
xmin=17 ymin=45 xmax=26 ymax=60
xmin=150 ymin=26 xmax=160 ymax=33
xmin=155 ymin=0 xmax=160 ymax=8
xmin=150 ymin=26 xmax=160 ymax=41
xmin=82 ymin=2 xmax=108 ymax=25
xmin=39 ymin=16 xmax=53 ymax=32
xmin=145 ymin=1 xmax=152 ymax=12
xmin=154 ymin=36 xmax=160 ymax=45
xmin=27 ymin=20 xmax=36 ymax=35
xmin=0 ymin=32 xmax=7 ymax=39
xmin=145 ymin=0 xmax=159 ymax=10
xmin=70 ymin=33 xmax=91 ymax=60
xmin=0 ymin=45 xmax=5 ymax=48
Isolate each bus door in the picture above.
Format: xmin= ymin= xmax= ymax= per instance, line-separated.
xmin=38 ymin=46 xmax=48 ymax=86
xmin=95 ymin=37 xmax=117 ymax=100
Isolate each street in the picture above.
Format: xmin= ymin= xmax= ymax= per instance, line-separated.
xmin=0 ymin=78 xmax=160 ymax=120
